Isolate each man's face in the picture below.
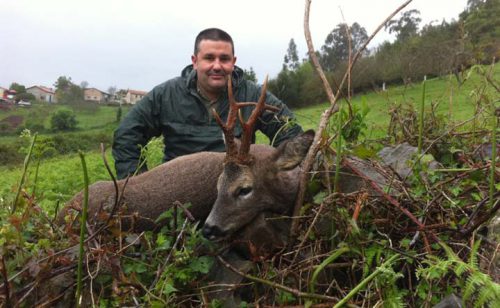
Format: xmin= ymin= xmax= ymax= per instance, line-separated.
xmin=192 ymin=39 xmax=236 ymax=97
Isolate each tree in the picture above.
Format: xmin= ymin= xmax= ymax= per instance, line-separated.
xmin=9 ymin=82 xmax=26 ymax=94
xmin=320 ymin=22 xmax=368 ymax=71
xmin=107 ymin=86 xmax=117 ymax=97
xmin=80 ymin=81 xmax=89 ymax=89
xmin=461 ymin=0 xmax=500 ymax=61
xmin=385 ymin=9 xmax=422 ymax=42
xmin=54 ymin=76 xmax=84 ymax=104
xmin=50 ymin=109 xmax=78 ymax=131
xmin=283 ymin=38 xmax=300 ymax=71
xmin=54 ymin=76 xmax=72 ymax=92
xmin=243 ymin=67 xmax=257 ymax=83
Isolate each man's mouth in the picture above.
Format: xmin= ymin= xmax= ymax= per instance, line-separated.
xmin=208 ymin=71 xmax=225 ymax=79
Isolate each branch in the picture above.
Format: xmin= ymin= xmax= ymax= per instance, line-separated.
xmin=217 ymin=256 xmax=339 ymax=302
xmin=291 ymin=0 xmax=414 ymax=236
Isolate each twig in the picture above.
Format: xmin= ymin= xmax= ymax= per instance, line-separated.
xmin=100 ymin=143 xmax=120 ymax=226
xmin=217 ymin=256 xmax=339 ymax=302
xmin=461 ymin=191 xmax=500 ymax=237
xmin=13 ymin=133 xmax=37 ymax=213
xmin=76 ymin=151 xmax=90 ymax=307
xmin=1 ymin=256 xmax=12 ymax=307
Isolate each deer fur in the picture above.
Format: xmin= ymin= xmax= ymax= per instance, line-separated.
xmin=58 ymin=145 xmax=276 ymax=231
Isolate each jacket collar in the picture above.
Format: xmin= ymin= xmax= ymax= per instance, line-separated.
xmin=182 ymin=64 xmax=244 ymax=91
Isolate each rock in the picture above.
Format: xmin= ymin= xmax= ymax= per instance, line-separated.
xmin=433 ymin=294 xmax=463 ymax=308
xmin=378 ymin=142 xmax=440 ymax=180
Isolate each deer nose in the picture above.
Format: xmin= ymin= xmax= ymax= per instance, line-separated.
xmin=202 ymin=223 xmax=226 ymax=240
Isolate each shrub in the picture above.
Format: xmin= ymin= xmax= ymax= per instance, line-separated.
xmin=50 ymin=109 xmax=78 ymax=131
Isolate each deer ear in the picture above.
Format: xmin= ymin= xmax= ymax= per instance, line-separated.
xmin=273 ymin=130 xmax=315 ymax=170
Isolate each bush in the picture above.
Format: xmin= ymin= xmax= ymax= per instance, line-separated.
xmin=0 ymin=141 xmax=24 ymax=165
xmin=50 ymin=109 xmax=78 ymax=131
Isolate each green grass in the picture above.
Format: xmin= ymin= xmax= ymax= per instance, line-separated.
xmin=0 ymin=151 xmax=115 ymax=213
xmin=290 ymin=62 xmax=500 ymax=139
xmin=0 ymin=103 xmax=129 ymax=136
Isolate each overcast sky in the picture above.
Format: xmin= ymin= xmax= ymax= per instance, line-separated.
xmin=0 ymin=0 xmax=468 ymax=92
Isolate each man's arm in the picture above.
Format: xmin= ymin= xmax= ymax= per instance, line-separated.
xmin=112 ymin=90 xmax=162 ymax=179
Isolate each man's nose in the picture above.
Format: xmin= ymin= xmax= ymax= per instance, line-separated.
xmin=212 ymin=59 xmax=222 ymax=70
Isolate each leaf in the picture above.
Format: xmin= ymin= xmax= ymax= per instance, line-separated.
xmin=155 ymin=233 xmax=171 ymax=251
xmin=155 ymin=209 xmax=173 ymax=223
xmin=313 ymin=191 xmax=327 ymax=204
xmin=189 ymin=256 xmax=213 ymax=274
xmin=162 ymin=283 xmax=178 ymax=296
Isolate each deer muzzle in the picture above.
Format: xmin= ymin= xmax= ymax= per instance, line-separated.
xmin=202 ymin=223 xmax=228 ymax=241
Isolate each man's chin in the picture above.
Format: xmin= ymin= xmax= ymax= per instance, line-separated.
xmin=208 ymin=81 xmax=227 ymax=91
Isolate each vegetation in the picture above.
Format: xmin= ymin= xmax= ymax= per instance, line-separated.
xmin=50 ymin=109 xmax=78 ymax=131
xmin=0 ymin=1 xmax=499 ymax=306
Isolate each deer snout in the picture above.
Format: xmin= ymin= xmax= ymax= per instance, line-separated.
xmin=202 ymin=223 xmax=227 ymax=240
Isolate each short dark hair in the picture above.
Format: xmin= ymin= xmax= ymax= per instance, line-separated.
xmin=194 ymin=28 xmax=234 ymax=55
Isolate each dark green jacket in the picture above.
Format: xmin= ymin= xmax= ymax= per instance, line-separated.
xmin=112 ymin=65 xmax=302 ymax=179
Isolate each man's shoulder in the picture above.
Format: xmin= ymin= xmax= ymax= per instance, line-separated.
xmin=150 ymin=76 xmax=186 ymax=94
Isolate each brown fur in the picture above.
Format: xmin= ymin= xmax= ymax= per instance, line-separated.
xmin=58 ymin=145 xmax=276 ymax=231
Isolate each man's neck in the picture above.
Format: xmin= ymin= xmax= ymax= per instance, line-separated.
xmin=196 ymin=83 xmax=220 ymax=103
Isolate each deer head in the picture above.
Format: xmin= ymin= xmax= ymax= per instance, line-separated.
xmin=202 ymin=78 xmax=314 ymax=240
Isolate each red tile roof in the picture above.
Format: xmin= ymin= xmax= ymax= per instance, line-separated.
xmin=28 ymin=86 xmax=55 ymax=94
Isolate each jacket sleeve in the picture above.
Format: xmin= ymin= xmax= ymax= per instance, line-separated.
xmin=254 ymin=83 xmax=303 ymax=146
xmin=112 ymin=89 xmax=162 ymax=179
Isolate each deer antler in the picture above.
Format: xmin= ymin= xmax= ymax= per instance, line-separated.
xmin=212 ymin=76 xmax=279 ymax=163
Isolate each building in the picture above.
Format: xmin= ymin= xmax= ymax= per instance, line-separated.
xmin=84 ymin=88 xmax=110 ymax=103
xmin=125 ymin=89 xmax=147 ymax=104
xmin=26 ymin=86 xmax=57 ymax=103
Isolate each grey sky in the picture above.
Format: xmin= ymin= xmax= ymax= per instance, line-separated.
xmin=0 ymin=0 xmax=467 ymax=92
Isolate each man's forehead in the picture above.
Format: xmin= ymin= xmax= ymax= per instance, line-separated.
xmin=198 ymin=40 xmax=233 ymax=54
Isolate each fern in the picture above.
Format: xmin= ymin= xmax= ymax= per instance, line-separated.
xmin=416 ymin=241 xmax=500 ymax=307
xmin=363 ymin=244 xmax=384 ymax=278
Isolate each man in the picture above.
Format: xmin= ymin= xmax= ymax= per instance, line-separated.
xmin=112 ymin=28 xmax=302 ymax=179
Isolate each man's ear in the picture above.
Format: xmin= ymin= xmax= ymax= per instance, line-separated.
xmin=191 ymin=55 xmax=198 ymax=69
xmin=273 ymin=130 xmax=315 ymax=170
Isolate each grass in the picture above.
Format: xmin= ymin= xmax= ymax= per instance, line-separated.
xmin=0 ymin=103 xmax=128 ymax=138
xmin=0 ymin=151 xmax=115 ymax=213
xmin=291 ymin=62 xmax=500 ymax=140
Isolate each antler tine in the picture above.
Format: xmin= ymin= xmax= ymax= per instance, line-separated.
xmin=238 ymin=76 xmax=269 ymax=159
xmin=212 ymin=78 xmax=240 ymax=158
xmin=213 ymin=75 xmax=278 ymax=163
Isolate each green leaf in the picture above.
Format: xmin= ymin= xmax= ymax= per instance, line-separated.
xmin=162 ymin=283 xmax=177 ymax=296
xmin=156 ymin=233 xmax=172 ymax=250
xmin=189 ymin=256 xmax=213 ymax=274
xmin=155 ymin=209 xmax=173 ymax=223
xmin=313 ymin=191 xmax=327 ymax=204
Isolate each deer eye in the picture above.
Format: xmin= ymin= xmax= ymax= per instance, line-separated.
xmin=237 ymin=186 xmax=253 ymax=197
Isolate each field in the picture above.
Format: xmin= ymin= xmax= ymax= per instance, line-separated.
xmin=0 ymin=63 xmax=499 ymax=306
